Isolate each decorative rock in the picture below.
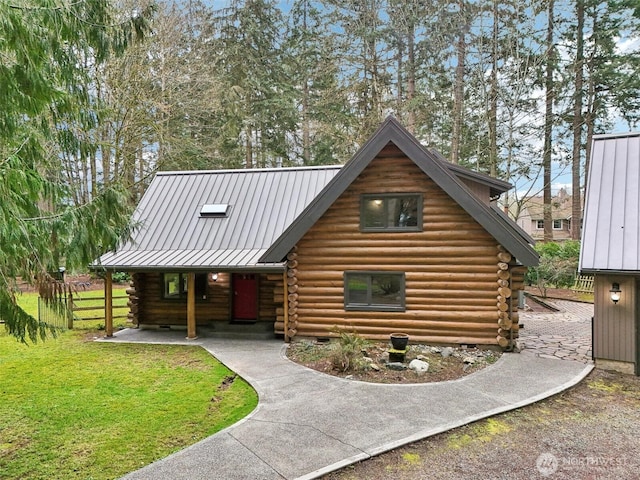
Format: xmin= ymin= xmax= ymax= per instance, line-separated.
xmin=370 ymin=363 xmax=381 ymax=371
xmin=386 ymin=362 xmax=407 ymax=371
xmin=463 ymin=356 xmax=476 ymax=365
xmin=416 ymin=354 xmax=429 ymax=361
xmin=441 ymin=347 xmax=454 ymax=358
xmin=409 ymin=359 xmax=429 ymax=374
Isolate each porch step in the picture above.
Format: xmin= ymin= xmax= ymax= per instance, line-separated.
xmin=204 ymin=321 xmax=275 ymax=340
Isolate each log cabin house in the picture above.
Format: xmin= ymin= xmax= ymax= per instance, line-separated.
xmin=94 ymin=117 xmax=538 ymax=350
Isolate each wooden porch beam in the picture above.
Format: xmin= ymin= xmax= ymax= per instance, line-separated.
xmin=186 ymin=272 xmax=197 ymax=339
xmin=105 ymin=271 xmax=113 ymax=337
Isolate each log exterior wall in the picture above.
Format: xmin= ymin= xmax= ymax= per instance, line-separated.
xmin=294 ymin=150 xmax=523 ymax=347
xmin=132 ymin=272 xmax=280 ymax=327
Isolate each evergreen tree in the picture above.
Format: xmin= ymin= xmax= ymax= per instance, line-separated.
xmin=0 ymin=0 xmax=151 ymax=342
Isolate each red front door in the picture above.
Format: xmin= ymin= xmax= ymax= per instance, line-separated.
xmin=233 ymin=274 xmax=258 ymax=320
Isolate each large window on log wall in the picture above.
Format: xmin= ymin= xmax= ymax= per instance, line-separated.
xmin=344 ymin=272 xmax=406 ymax=312
xmin=162 ymin=273 xmax=208 ymax=300
xmin=360 ymin=193 xmax=422 ymax=231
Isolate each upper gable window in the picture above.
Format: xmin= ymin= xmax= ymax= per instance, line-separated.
xmin=361 ymin=194 xmax=422 ymax=232
xmin=200 ymin=204 xmax=229 ymax=217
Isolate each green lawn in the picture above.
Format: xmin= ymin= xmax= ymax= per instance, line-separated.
xmin=0 ymin=293 xmax=258 ymax=480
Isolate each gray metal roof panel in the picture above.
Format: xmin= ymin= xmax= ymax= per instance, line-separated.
xmin=96 ymin=166 xmax=341 ymax=269
xmin=580 ymin=134 xmax=640 ymax=272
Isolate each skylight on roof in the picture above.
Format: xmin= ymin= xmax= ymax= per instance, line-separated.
xmin=200 ymin=204 xmax=229 ymax=217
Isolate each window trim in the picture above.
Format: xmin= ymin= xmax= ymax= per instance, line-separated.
xmin=536 ymin=220 xmax=544 ymax=230
xmin=552 ymin=219 xmax=563 ymax=230
xmin=162 ymin=272 xmax=208 ymax=301
xmin=360 ymin=193 xmax=423 ymax=232
xmin=344 ymin=271 xmax=406 ymax=312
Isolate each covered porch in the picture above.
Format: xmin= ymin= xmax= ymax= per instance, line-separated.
xmin=102 ymin=267 xmax=291 ymax=341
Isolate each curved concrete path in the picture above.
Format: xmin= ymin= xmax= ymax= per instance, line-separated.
xmin=101 ymin=328 xmax=593 ymax=480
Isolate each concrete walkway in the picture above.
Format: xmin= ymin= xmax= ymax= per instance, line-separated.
xmin=102 ymin=328 xmax=593 ymax=480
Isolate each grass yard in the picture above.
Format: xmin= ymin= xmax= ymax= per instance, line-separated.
xmin=0 ymin=293 xmax=258 ymax=480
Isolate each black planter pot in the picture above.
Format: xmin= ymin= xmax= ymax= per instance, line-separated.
xmin=390 ymin=333 xmax=409 ymax=350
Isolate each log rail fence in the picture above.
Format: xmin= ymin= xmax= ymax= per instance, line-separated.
xmin=37 ymin=290 xmax=128 ymax=330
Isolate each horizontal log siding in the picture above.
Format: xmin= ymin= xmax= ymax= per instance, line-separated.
xmin=134 ymin=272 xmax=279 ymax=326
xmin=258 ymin=275 xmax=279 ymax=322
xmin=295 ymin=154 xmax=501 ymax=345
xmin=137 ymin=272 xmax=231 ymax=326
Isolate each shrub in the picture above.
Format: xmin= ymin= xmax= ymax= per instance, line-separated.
xmin=526 ymin=240 xmax=580 ymax=296
xmin=328 ymin=328 xmax=369 ymax=372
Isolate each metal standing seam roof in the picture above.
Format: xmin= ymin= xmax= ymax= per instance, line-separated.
xmin=94 ymin=165 xmax=342 ymax=271
xmin=95 ymin=117 xmax=538 ymax=271
xmin=580 ymin=132 xmax=640 ymax=273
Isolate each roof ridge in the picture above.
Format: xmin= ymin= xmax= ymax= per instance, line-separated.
xmin=156 ymin=165 xmax=343 ymax=176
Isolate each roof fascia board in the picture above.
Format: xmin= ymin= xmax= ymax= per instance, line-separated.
xmin=592 ymin=131 xmax=640 ymax=141
xmin=262 ymin=116 xmax=538 ymax=266
xmin=580 ymin=269 xmax=640 ymax=275
xmin=490 ymin=205 xmax=537 ymax=245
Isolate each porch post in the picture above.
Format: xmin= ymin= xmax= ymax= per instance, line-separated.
xmin=186 ymin=272 xmax=197 ymax=339
xmin=105 ymin=271 xmax=113 ymax=337
xmin=283 ymin=269 xmax=289 ymax=342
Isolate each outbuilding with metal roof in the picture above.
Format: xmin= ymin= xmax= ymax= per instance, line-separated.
xmin=580 ymin=131 xmax=640 ymax=375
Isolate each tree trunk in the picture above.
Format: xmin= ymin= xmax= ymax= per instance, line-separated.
xmin=543 ymin=0 xmax=555 ymax=242
xmin=301 ymin=5 xmax=310 ymax=165
xmin=407 ymin=23 xmax=416 ymax=134
xmin=571 ymin=0 xmax=584 ymax=240
xmin=488 ymin=0 xmax=499 ymax=177
xmin=451 ymin=0 xmax=468 ymax=165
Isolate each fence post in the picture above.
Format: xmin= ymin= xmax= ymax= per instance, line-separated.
xmin=105 ymin=272 xmax=113 ymax=337
xmin=67 ymin=291 xmax=74 ymax=329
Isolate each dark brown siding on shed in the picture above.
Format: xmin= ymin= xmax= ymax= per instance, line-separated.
xmin=593 ymin=275 xmax=637 ymax=363
xmin=295 ymin=153 xmax=503 ymax=345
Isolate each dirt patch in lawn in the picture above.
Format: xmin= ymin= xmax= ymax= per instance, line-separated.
xmin=323 ymin=368 xmax=640 ymax=479
xmin=286 ymin=341 xmax=501 ymax=384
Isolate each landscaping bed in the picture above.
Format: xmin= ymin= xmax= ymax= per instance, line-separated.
xmin=286 ymin=339 xmax=501 ymax=384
